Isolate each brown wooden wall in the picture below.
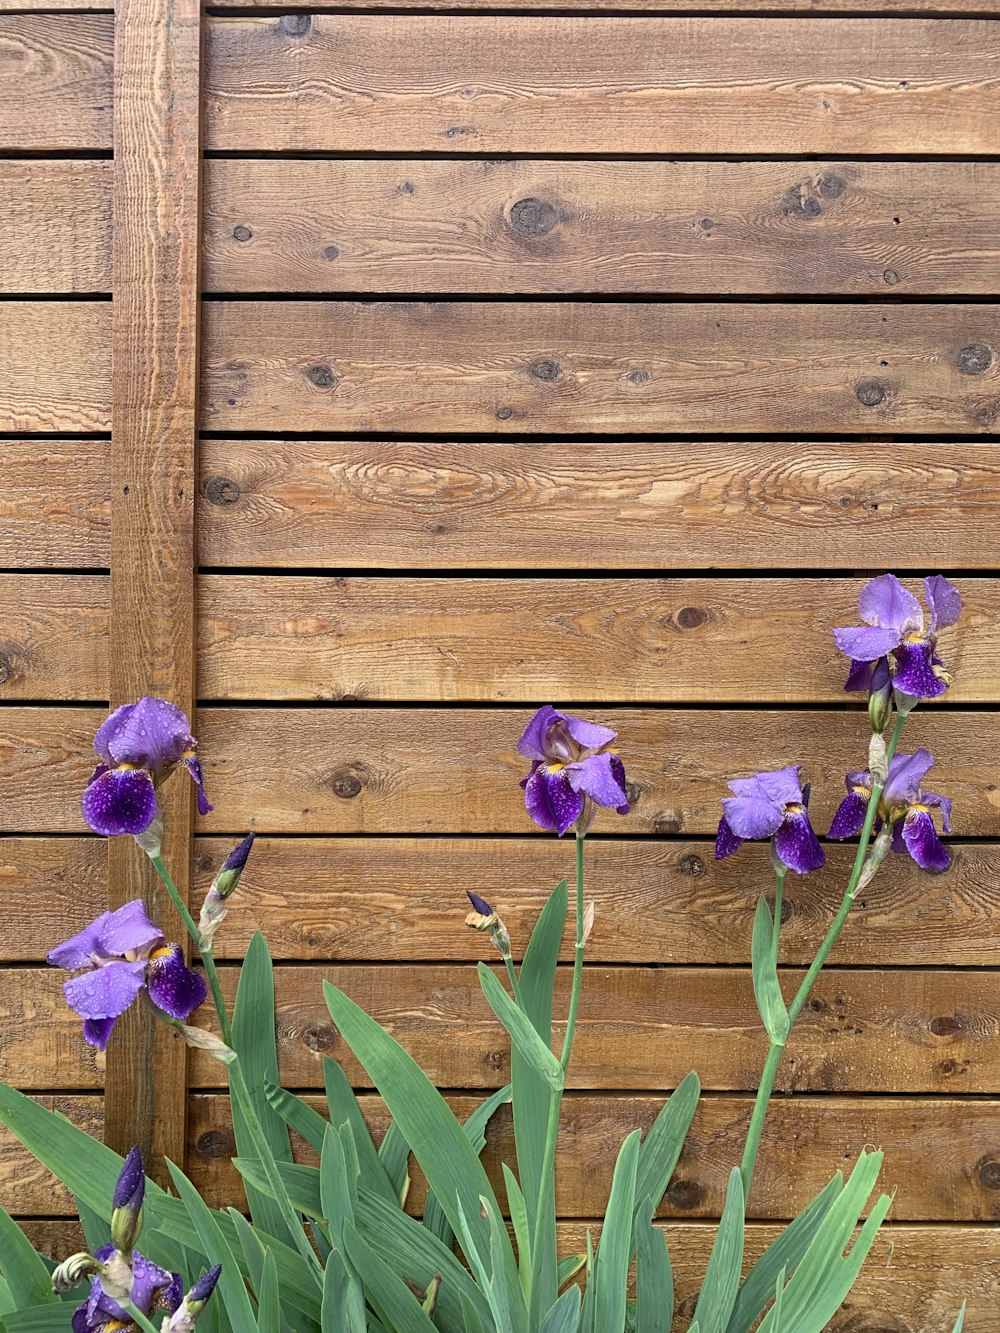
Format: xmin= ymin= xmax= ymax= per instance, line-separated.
xmin=2 ymin=0 xmax=1000 ymax=1325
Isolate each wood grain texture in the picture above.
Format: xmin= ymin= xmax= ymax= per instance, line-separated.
xmin=0 ymin=161 xmax=111 ymax=294
xmin=0 ymin=303 xmax=109 ymax=432
xmin=203 ymin=159 xmax=1000 ymax=298
xmin=204 ymin=17 xmax=1000 ymax=155
xmin=0 ymin=576 xmax=106 ymax=700
xmin=0 ymin=709 xmax=102 ymax=832
xmin=0 ymin=839 xmax=106 ymax=962
xmin=0 ymin=15 xmax=112 ymax=150
xmin=0 ymin=440 xmax=109 ymax=569
xmin=209 ymin=0 xmax=1000 ymax=11
xmin=8 ymin=962 xmax=996 ymax=1093
xmin=0 ymin=1096 xmax=102 ymax=1215
xmin=201 ymin=301 xmax=1000 ymax=436
xmin=186 ymin=1091 xmax=1000 ymax=1223
xmin=197 ymin=575 xmax=988 ymax=704
xmin=198 ymin=438 xmax=1000 ymax=572
xmin=106 ymin=0 xmax=203 ymax=1178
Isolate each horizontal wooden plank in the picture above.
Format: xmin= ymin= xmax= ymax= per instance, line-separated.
xmin=187 ymin=1092 xmax=1000 ymax=1223
xmin=198 ymin=438 xmax=1000 ymax=571
xmin=0 ymin=161 xmax=111 ymax=294
xmin=3 ymin=706 xmax=997 ymax=836
xmin=204 ymin=17 xmax=1000 ymax=155
xmin=203 ymin=159 xmax=1000 ymax=298
xmin=0 ymin=439 xmax=109 ymax=568
xmin=197 ymin=575 xmax=989 ymax=704
xmin=0 ymin=303 xmax=110 ymax=433
xmin=0 ymin=16 xmax=112 ymax=150
xmin=202 ymin=301 xmax=1000 ymax=435
xmin=209 ymin=0 xmax=1000 ymax=11
xmin=0 ymin=1096 xmax=101 ymax=1215
xmin=8 ymin=963 xmax=998 ymax=1092
xmin=4 ymin=834 xmax=997 ymax=968
xmin=0 ymin=576 xmax=107 ymax=699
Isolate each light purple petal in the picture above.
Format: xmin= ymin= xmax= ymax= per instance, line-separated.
xmin=753 ymin=766 xmax=804 ymax=806
xmin=921 ymin=791 xmax=953 ymax=834
xmin=567 ymin=751 xmax=628 ymax=810
xmin=47 ymin=913 xmax=111 ymax=971
xmin=82 ymin=1016 xmax=118 ymax=1051
xmin=96 ymin=899 xmax=163 ymax=958
xmin=146 ymin=946 xmax=208 ymax=1021
xmin=63 ymin=959 xmax=148 ymax=1021
xmin=774 ymin=809 xmax=826 ymax=875
xmin=523 ymin=767 xmax=585 ymax=836
xmin=924 ymin=575 xmax=962 ymax=632
xmin=95 ymin=697 xmax=195 ymax=777
xmin=858 ymin=573 xmax=922 ymax=633
xmin=182 ymin=755 xmax=213 ymax=816
xmin=828 ymin=791 xmax=869 ymax=840
xmin=832 ymin=625 xmax=903 ymax=662
xmin=883 ymin=749 xmax=936 ymax=806
xmin=561 ymin=713 xmax=617 ymax=753
xmin=721 ymin=790 xmax=783 ymax=841
xmin=82 ymin=768 xmax=158 ymax=837
xmin=715 ymin=816 xmax=743 ymax=860
xmin=892 ymin=641 xmax=948 ymax=699
xmin=901 ymin=809 xmax=951 ymax=873
xmin=129 ymin=1252 xmax=182 ymax=1316
xmin=517 ymin=706 xmax=561 ymax=761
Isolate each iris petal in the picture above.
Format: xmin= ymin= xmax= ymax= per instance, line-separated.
xmin=828 ymin=791 xmax=869 ymax=840
xmin=63 ymin=960 xmax=148 ymax=1021
xmin=47 ymin=912 xmax=111 ymax=971
xmin=82 ymin=769 xmax=158 ymax=837
xmin=715 ymin=816 xmax=743 ymax=860
xmin=753 ymin=766 xmax=804 ymax=807
xmin=922 ymin=791 xmax=953 ymax=833
xmin=82 ymin=1016 xmax=118 ymax=1051
xmin=146 ymin=945 xmax=208 ymax=1021
xmin=567 ymin=751 xmax=628 ymax=810
xmin=96 ymin=899 xmax=163 ymax=958
xmin=96 ymin=697 xmax=195 ymax=777
xmin=774 ymin=810 xmax=826 ymax=874
xmin=517 ymin=706 xmax=560 ymax=762
xmin=901 ymin=809 xmax=951 ymax=873
xmin=721 ymin=790 xmax=784 ymax=841
xmin=832 ymin=625 xmax=903 ymax=662
xmin=843 ymin=659 xmax=876 ymax=693
xmin=857 ymin=573 xmax=922 ymax=633
xmin=892 ymin=641 xmax=948 ymax=699
xmin=924 ymin=575 xmax=962 ymax=632
xmin=524 ymin=767 xmax=585 ymax=836
xmin=561 ymin=713 xmax=617 ymax=752
xmin=182 ymin=755 xmax=213 ymax=816
xmin=883 ymin=749 xmax=936 ymax=807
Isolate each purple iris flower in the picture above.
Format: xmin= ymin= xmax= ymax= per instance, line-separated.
xmin=48 ymin=900 xmax=207 ymax=1050
xmin=82 ymin=697 xmax=211 ymax=839
xmin=834 ymin=574 xmax=961 ymax=700
xmin=715 ymin=765 xmax=826 ymax=874
xmin=72 ymin=1245 xmax=182 ymax=1333
xmin=828 ymin=749 xmax=952 ymax=873
xmin=518 ymin=706 xmax=629 ymax=836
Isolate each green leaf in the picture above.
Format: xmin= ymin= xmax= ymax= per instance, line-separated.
xmin=768 ymin=1267 xmax=786 ymax=1333
xmin=634 ymin=1071 xmax=700 ymax=1252
xmin=75 ymin=1196 xmax=111 ymax=1254
xmin=557 ymin=1254 xmax=586 ymax=1290
xmin=344 ymin=1224 xmax=439 ymax=1332
xmin=167 ymin=1160 xmax=260 ymax=1330
xmin=323 ymin=1058 xmax=398 ymax=1207
xmin=256 ymin=1249 xmax=280 ymax=1333
xmin=0 ymin=1201 xmax=57 ymax=1309
xmin=455 ymin=1196 xmax=519 ymax=1333
xmin=693 ymin=1169 xmax=745 ymax=1333
xmin=320 ymin=1248 xmax=366 ymax=1333
xmin=424 ymin=1084 xmax=512 ymax=1247
xmin=539 ymin=1286 xmax=582 ymax=1333
xmin=952 ymin=1302 xmax=967 ymax=1333
xmin=319 ymin=1124 xmax=356 ymax=1241
xmin=377 ymin=1121 xmax=411 ymax=1206
xmin=323 ymin=980 xmax=520 ymax=1301
xmin=233 ymin=1158 xmax=324 ymax=1221
xmin=232 ymin=932 xmax=295 ymax=1246
xmin=263 ymin=1081 xmax=329 ymax=1154
xmin=726 ymin=1172 xmax=842 ymax=1333
xmin=479 ymin=964 xmax=563 ymax=1090
xmin=503 ymin=1163 xmax=532 ymax=1297
xmin=634 ymin=1197 xmax=673 ymax=1333
xmin=583 ymin=1130 xmax=642 ymax=1333
xmin=2 ymin=1305 xmax=75 ymax=1332
xmin=751 ymin=898 xmax=789 ymax=1045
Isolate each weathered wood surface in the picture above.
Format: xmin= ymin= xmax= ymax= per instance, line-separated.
xmin=203 ymin=159 xmax=1000 ymax=298
xmin=3 ymin=706 xmax=994 ymax=836
xmin=0 ymin=576 xmax=106 ymax=699
xmin=199 ymin=438 xmax=1000 ymax=572
xmin=6 ymin=963 xmax=998 ymax=1093
xmin=202 ymin=301 xmax=1000 ymax=435
xmin=105 ymin=0 xmax=203 ymax=1176
xmin=209 ymin=0 xmax=1000 ymax=10
xmin=0 ymin=161 xmax=111 ymax=294
xmin=204 ymin=17 xmax=1000 ymax=155
xmin=0 ymin=1097 xmax=102 ymax=1215
xmin=0 ymin=440 xmax=109 ymax=569
xmin=4 ymin=835 xmax=998 ymax=969
xmin=185 ymin=1091 xmax=1000 ymax=1223
xmin=0 ymin=16 xmax=113 ymax=150
xmin=198 ymin=575 xmax=987 ymax=704
xmin=0 ymin=303 xmax=109 ymax=433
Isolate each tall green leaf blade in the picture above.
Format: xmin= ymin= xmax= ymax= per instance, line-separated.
xmin=952 ymin=1302 xmax=967 ymax=1331
xmin=539 ymin=1286 xmax=582 ymax=1333
xmin=323 ymin=1058 xmax=397 ymax=1206
xmin=634 ymin=1198 xmax=673 ymax=1333
xmin=377 ymin=1121 xmax=411 ymax=1205
xmin=503 ymin=1163 xmax=532 ymax=1297
xmin=2 ymin=1305 xmax=75 ymax=1332
xmin=692 ymin=1169 xmax=745 ymax=1333
xmin=584 ymin=1129 xmax=641 ymax=1333
xmin=750 ymin=898 xmax=788 ymax=1045
xmin=479 ymin=964 xmax=563 ymax=1089
xmin=233 ymin=1158 xmax=323 ymax=1220
xmin=263 ymin=1081 xmax=329 ymax=1154
xmin=320 ymin=1248 xmax=366 ymax=1333
xmin=634 ymin=1071 xmax=700 ymax=1251
xmin=256 ymin=1249 xmax=280 ymax=1333
xmin=424 ymin=1085 xmax=512 ymax=1246
xmin=0 ymin=1202 xmax=57 ymax=1308
xmin=319 ymin=1124 xmax=355 ymax=1242
xmin=344 ymin=1224 xmax=439 ymax=1332
xmin=167 ymin=1161 xmax=259 ymax=1330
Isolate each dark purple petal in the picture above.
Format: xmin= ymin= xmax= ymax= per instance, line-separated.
xmin=832 ymin=625 xmax=903 ymax=662
xmin=715 ymin=816 xmax=743 ymax=860
xmin=82 ymin=1016 xmax=118 ymax=1050
xmin=64 ymin=959 xmax=148 ymax=1022
xmin=161 ymin=1269 xmax=184 ymax=1314
xmin=146 ymin=945 xmax=208 ymax=1020
xmin=221 ymin=832 xmax=255 ymax=874
xmin=901 ymin=809 xmax=951 ymax=873
xmin=924 ymin=575 xmax=962 ymax=632
xmin=892 ymin=640 xmax=948 ymax=699
xmin=82 ymin=768 xmax=158 ymax=838
xmin=561 ymin=713 xmax=617 ymax=753
xmin=774 ymin=809 xmax=826 ymax=875
xmin=47 ymin=912 xmax=112 ymax=971
xmin=183 ymin=755 xmax=213 ymax=816
xmin=131 ymin=1252 xmax=182 ymax=1316
xmin=71 ymin=1303 xmax=89 ymax=1333
xmin=883 ymin=749 xmax=936 ymax=807
xmin=721 ymin=789 xmax=784 ymax=841
xmin=890 ymin=821 xmax=907 ymax=854
xmin=95 ymin=697 xmax=195 ymax=777
xmin=921 ymin=790 xmax=953 ymax=833
xmin=608 ymin=753 xmax=630 ymax=814
xmin=567 ymin=751 xmax=628 ymax=810
xmin=843 ymin=658 xmax=876 ymax=694
xmin=857 ymin=573 xmax=922 ymax=633
xmin=523 ymin=767 xmax=585 ymax=836
xmin=828 ymin=790 xmax=869 ymax=840
xmin=753 ymin=766 xmax=804 ymax=807
xmin=97 ymin=900 xmax=163 ymax=959
xmin=188 ymin=1264 xmax=222 ymax=1305
xmin=113 ymin=1144 xmax=145 ymax=1211
xmin=517 ymin=706 xmax=560 ymax=761
xmin=86 ymin=763 xmax=109 ymax=787
xmin=467 ymin=890 xmax=494 ymax=916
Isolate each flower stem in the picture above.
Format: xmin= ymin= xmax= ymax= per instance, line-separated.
xmin=149 ymin=852 xmax=232 ymax=1046
xmin=121 ymin=1301 xmax=160 ymax=1333
xmin=771 ymin=868 xmax=785 ymax=968
xmin=738 ymin=711 xmax=908 ymax=1200
xmin=504 ymin=954 xmax=525 ymax=1008
xmin=559 ymin=832 xmax=586 ymax=1072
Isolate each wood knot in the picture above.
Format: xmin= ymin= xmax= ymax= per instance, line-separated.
xmin=0 ymin=653 xmax=12 ymax=686
xmin=627 ymin=369 xmax=651 ymax=386
xmin=508 ymin=197 xmax=558 ymax=237
xmin=306 ymin=363 xmax=338 ymax=389
xmin=856 ymin=379 xmax=887 ymax=408
xmin=676 ymin=606 xmax=707 ymax=630
xmin=530 ymin=359 xmax=561 ymax=382
xmin=817 ymin=172 xmax=846 ymax=199
xmin=653 ymin=814 xmax=681 ymax=835
xmin=930 ymin=1013 xmax=965 ymax=1038
xmin=956 ymin=343 xmax=993 ymax=376
xmin=279 ymin=14 xmax=311 ymax=36
xmin=196 ymin=1128 xmax=236 ymax=1159
xmin=678 ymin=853 xmax=704 ymax=877
xmin=496 ymin=405 xmax=514 ymax=420
xmin=484 ymin=1050 xmax=506 ymax=1072
xmin=331 ymin=768 xmax=363 ymax=799
xmin=197 ymin=854 xmax=215 ymax=873
xmin=977 ymin=1157 xmax=1000 ymax=1191
xmin=304 ymin=1024 xmax=338 ymax=1053
xmin=883 ymin=268 xmax=900 ymax=285
xmin=205 ymin=475 xmax=241 ymax=507
xmin=232 ymin=224 xmax=253 ymax=243
xmin=666 ymin=1178 xmax=704 ymax=1210
xmin=322 ymin=244 xmax=340 ymax=261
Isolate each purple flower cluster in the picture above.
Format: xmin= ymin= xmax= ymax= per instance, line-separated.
xmin=72 ymin=1247 xmax=182 ymax=1333
xmin=716 ymin=766 xmax=825 ymax=874
xmin=518 ymin=706 xmax=629 ymax=836
xmin=829 ymin=749 xmax=952 ymax=873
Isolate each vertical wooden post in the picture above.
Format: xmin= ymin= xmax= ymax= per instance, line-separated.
xmin=106 ymin=0 xmax=203 ymax=1179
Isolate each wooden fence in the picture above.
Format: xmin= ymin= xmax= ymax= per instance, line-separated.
xmin=1 ymin=0 xmax=999 ymax=1323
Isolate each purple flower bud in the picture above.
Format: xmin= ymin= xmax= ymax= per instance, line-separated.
xmin=189 ymin=1264 xmax=222 ymax=1305
xmin=217 ymin=833 xmax=255 ymax=897
xmin=111 ymin=1145 xmax=145 ymax=1255
xmin=466 ymin=891 xmax=493 ymax=917
xmin=164 ymin=1264 xmax=223 ymax=1330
